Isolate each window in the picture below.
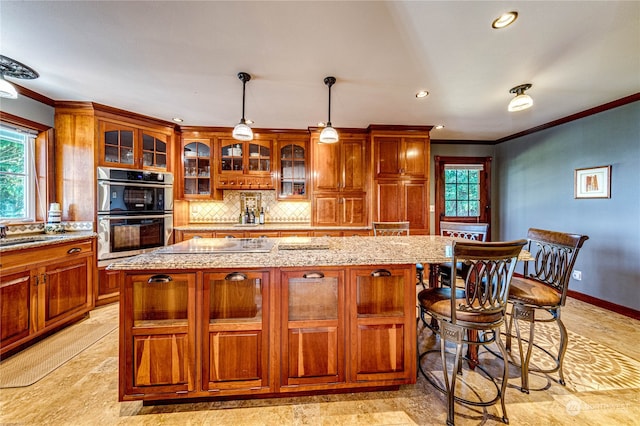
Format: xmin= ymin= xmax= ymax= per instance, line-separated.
xmin=444 ymin=164 xmax=482 ymax=217
xmin=0 ymin=125 xmax=36 ymax=221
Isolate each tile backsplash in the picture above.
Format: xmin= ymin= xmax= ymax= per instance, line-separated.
xmin=189 ymin=191 xmax=310 ymax=223
xmin=3 ymin=221 xmax=94 ymax=236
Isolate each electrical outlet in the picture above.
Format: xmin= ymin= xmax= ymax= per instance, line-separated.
xmin=429 ymin=205 xmax=435 ymax=212
xmin=572 ymin=270 xmax=582 ymax=281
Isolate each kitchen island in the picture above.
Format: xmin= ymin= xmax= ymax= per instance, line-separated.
xmin=109 ymin=235 xmax=455 ymax=403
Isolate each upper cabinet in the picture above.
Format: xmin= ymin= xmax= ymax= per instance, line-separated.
xmin=99 ymin=119 xmax=170 ymax=170
xmin=275 ymin=133 xmax=309 ymax=200
xmin=372 ymin=132 xmax=429 ymax=180
xmin=182 ymin=138 xmax=214 ymax=199
xmin=311 ymin=132 xmax=369 ymax=227
xmin=217 ymin=137 xmax=274 ymax=190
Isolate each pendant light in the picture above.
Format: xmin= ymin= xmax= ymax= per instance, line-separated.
xmin=319 ymin=76 xmax=339 ymax=143
xmin=508 ymin=83 xmax=533 ymax=112
xmin=232 ymin=72 xmax=253 ymax=141
xmin=0 ymin=55 xmax=39 ymax=99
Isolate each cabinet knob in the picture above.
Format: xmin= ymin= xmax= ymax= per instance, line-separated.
xmin=148 ymin=274 xmax=173 ymax=284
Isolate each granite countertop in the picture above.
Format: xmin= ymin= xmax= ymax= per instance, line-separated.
xmin=107 ymin=235 xmax=456 ymax=270
xmin=0 ymin=231 xmax=96 ymax=253
xmin=175 ymin=223 xmax=371 ymax=231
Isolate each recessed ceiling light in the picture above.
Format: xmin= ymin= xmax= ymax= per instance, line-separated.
xmin=415 ymin=90 xmax=429 ymax=98
xmin=172 ymin=117 xmax=183 ymax=123
xmin=246 ymin=119 xmax=254 ymax=125
xmin=434 ymin=124 xmax=445 ymax=130
xmin=318 ymin=121 xmax=326 ymax=127
xmin=492 ymin=11 xmax=518 ymax=29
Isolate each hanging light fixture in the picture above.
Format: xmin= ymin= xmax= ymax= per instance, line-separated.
xmin=0 ymin=55 xmax=39 ymax=99
xmin=232 ymin=72 xmax=253 ymax=141
xmin=319 ymin=76 xmax=339 ymax=143
xmin=508 ymin=83 xmax=533 ymax=112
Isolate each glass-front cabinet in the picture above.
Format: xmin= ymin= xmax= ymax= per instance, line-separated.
xmin=217 ymin=138 xmax=274 ymax=189
xmin=280 ymin=269 xmax=345 ymax=388
xmin=99 ymin=120 xmax=169 ymax=170
xmin=202 ymin=271 xmax=271 ymax=393
xmin=277 ymin=139 xmax=308 ymax=200
xmin=122 ymin=272 xmax=196 ymax=396
xmin=182 ymin=139 xmax=212 ymax=198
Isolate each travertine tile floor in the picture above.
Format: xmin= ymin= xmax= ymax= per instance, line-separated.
xmin=0 ymin=298 xmax=638 ymax=425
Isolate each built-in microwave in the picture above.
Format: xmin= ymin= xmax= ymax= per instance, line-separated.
xmin=97 ymin=167 xmax=173 ymax=262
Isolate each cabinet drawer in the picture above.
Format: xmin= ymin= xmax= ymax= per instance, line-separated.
xmin=1 ymin=239 xmax=94 ymax=271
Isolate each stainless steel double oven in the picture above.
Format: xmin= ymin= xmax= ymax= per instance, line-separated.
xmin=97 ymin=167 xmax=173 ymax=263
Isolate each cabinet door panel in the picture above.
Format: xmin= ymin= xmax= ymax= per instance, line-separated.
xmin=313 ymin=195 xmax=339 ymax=226
xmin=44 ymin=259 xmax=89 ymax=324
xmin=133 ymin=333 xmax=190 ymax=386
xmin=356 ymin=324 xmax=404 ymax=374
xmin=341 ymin=194 xmax=367 ymax=227
xmin=404 ymin=138 xmax=427 ymax=178
xmin=404 ymin=181 xmax=428 ymax=231
xmin=376 ymin=182 xmax=403 ymax=223
xmin=287 ymin=327 xmax=339 ymax=379
xmin=313 ymin=142 xmax=340 ymax=191
xmin=0 ymin=272 xmax=31 ymax=346
xmin=342 ymin=138 xmax=366 ymax=192
xmin=375 ymin=137 xmax=401 ymax=177
xmin=209 ymin=331 xmax=262 ymax=382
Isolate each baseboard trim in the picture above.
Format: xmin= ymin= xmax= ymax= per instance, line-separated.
xmin=567 ymin=289 xmax=640 ymax=321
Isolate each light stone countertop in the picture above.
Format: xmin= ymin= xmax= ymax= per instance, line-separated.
xmin=176 ymin=223 xmax=370 ymax=231
xmin=107 ymin=235 xmax=457 ymax=270
xmin=0 ymin=231 xmax=97 ymax=253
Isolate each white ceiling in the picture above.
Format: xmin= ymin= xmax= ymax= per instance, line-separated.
xmin=2 ymin=1 xmax=639 ymax=141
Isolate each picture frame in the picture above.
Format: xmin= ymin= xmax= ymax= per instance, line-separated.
xmin=574 ymin=165 xmax=611 ymax=199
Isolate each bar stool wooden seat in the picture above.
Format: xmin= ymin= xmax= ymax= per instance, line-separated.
xmin=418 ymin=239 xmax=526 ymax=425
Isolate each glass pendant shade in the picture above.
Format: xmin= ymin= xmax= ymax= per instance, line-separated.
xmin=0 ymin=76 xmax=18 ymax=99
xmin=508 ymin=93 xmax=533 ymax=112
xmin=319 ymin=124 xmax=339 ymax=143
xmin=232 ymin=120 xmax=254 ymax=141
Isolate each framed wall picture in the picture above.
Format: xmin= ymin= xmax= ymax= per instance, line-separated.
xmin=574 ymin=165 xmax=611 ymax=199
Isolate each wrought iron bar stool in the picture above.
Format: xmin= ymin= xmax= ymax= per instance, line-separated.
xmin=506 ymin=228 xmax=588 ymax=393
xmin=438 ymin=221 xmax=489 ymax=287
xmin=418 ymin=239 xmax=526 ymax=426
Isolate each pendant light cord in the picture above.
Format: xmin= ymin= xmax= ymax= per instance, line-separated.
xmin=241 ymin=79 xmax=246 ymax=122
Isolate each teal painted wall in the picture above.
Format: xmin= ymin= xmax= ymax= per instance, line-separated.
xmin=496 ymin=101 xmax=640 ymax=310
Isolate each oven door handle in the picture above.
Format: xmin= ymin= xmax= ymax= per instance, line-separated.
xmin=98 ymin=181 xmax=170 ymax=189
xmin=98 ymin=214 xmax=171 ymax=220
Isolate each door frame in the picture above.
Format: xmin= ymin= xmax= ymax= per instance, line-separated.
xmin=434 ymin=156 xmax=492 ymax=240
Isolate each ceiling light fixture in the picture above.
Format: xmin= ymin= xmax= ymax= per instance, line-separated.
xmin=415 ymin=90 xmax=429 ymax=98
xmin=508 ymin=83 xmax=533 ymax=112
xmin=492 ymin=11 xmax=518 ymax=29
xmin=232 ymin=72 xmax=253 ymax=141
xmin=319 ymin=76 xmax=339 ymax=144
xmin=434 ymin=124 xmax=445 ymax=130
xmin=0 ymin=55 xmax=39 ymax=99
xmin=172 ymin=117 xmax=184 ymax=123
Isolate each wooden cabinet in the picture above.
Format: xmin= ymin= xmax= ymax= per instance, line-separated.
xmin=217 ymin=138 xmax=274 ymax=190
xmin=99 ymin=119 xmax=169 ymax=170
xmin=202 ymin=271 xmax=271 ymax=393
xmin=280 ymin=269 xmax=345 ymax=389
xmin=181 ymin=138 xmax=220 ymax=199
xmin=348 ymin=266 xmax=416 ymax=382
xmin=118 ymin=263 xmax=416 ymax=402
xmin=275 ymin=136 xmax=308 ymax=200
xmin=120 ymin=272 xmax=196 ymax=397
xmin=312 ymin=133 xmax=369 ymax=227
xmin=371 ymin=128 xmax=431 ymax=234
xmin=96 ymin=267 xmax=120 ymax=306
xmin=374 ymin=180 xmax=429 ymax=233
xmin=0 ymin=237 xmax=96 ymax=357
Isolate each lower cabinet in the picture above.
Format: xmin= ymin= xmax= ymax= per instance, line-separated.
xmin=121 ymin=272 xmax=196 ymax=397
xmin=0 ymin=238 xmax=96 ymax=358
xmin=119 ymin=264 xmax=415 ymax=402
